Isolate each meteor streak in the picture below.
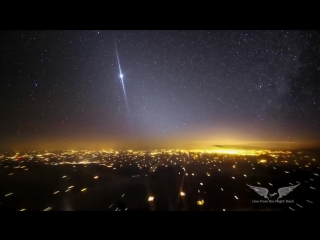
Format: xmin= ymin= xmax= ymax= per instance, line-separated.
xmin=114 ymin=41 xmax=129 ymax=111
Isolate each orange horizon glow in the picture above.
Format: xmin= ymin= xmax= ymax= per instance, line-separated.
xmin=2 ymin=134 xmax=320 ymax=151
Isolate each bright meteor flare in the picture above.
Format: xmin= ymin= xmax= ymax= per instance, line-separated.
xmin=114 ymin=41 xmax=129 ymax=111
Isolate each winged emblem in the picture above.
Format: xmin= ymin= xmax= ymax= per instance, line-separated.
xmin=277 ymin=183 xmax=300 ymax=200
xmin=247 ymin=183 xmax=300 ymax=200
xmin=246 ymin=184 xmax=269 ymax=200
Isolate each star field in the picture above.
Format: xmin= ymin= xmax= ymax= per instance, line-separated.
xmin=0 ymin=30 xmax=320 ymax=150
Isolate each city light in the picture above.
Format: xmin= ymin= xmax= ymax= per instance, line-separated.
xmin=197 ymin=200 xmax=204 ymax=205
xmin=0 ymin=148 xmax=315 ymax=211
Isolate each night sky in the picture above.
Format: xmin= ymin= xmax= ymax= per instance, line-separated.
xmin=1 ymin=30 xmax=320 ymax=150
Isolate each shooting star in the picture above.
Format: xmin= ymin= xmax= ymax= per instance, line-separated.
xmin=114 ymin=41 xmax=129 ymax=111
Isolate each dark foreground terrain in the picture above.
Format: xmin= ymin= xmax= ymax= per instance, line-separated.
xmin=0 ymin=149 xmax=319 ymax=211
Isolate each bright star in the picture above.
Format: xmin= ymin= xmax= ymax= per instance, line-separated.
xmin=120 ymin=74 xmax=123 ymax=78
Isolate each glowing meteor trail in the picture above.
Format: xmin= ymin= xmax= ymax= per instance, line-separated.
xmin=114 ymin=41 xmax=129 ymax=111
